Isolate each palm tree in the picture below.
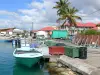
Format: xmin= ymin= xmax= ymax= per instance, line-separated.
xmin=59 ymin=7 xmax=82 ymax=27
xmin=53 ymin=0 xmax=82 ymax=27
xmin=53 ymin=0 xmax=70 ymax=16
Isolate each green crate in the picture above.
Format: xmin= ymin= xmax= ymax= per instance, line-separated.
xmin=45 ymin=41 xmax=56 ymax=46
xmin=45 ymin=41 xmax=51 ymax=46
xmin=51 ymin=43 xmax=56 ymax=46
xmin=64 ymin=46 xmax=79 ymax=58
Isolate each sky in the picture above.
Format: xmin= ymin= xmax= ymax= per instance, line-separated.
xmin=0 ymin=0 xmax=100 ymax=30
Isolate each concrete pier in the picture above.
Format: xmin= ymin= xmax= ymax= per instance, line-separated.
xmin=58 ymin=55 xmax=100 ymax=75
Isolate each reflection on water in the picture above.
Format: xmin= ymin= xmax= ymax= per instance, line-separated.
xmin=0 ymin=42 xmax=14 ymax=75
xmin=13 ymin=63 xmax=44 ymax=75
xmin=0 ymin=41 xmax=49 ymax=75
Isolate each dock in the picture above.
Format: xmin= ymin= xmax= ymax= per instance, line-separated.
xmin=48 ymin=39 xmax=100 ymax=75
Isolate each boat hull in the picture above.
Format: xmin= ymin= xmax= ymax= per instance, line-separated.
xmin=5 ymin=39 xmax=13 ymax=42
xmin=15 ymin=57 xmax=41 ymax=68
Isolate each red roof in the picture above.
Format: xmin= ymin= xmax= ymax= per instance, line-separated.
xmin=76 ymin=22 xmax=96 ymax=28
xmin=7 ymin=29 xmax=13 ymax=32
xmin=40 ymin=26 xmax=55 ymax=31
xmin=84 ymin=22 xmax=96 ymax=27
xmin=91 ymin=27 xmax=98 ymax=30
xmin=76 ymin=22 xmax=83 ymax=27
xmin=63 ymin=22 xmax=96 ymax=28
xmin=31 ymin=30 xmax=38 ymax=32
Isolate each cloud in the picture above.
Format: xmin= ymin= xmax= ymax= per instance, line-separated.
xmin=0 ymin=0 xmax=100 ymax=30
xmin=70 ymin=0 xmax=100 ymax=23
xmin=0 ymin=0 xmax=57 ymax=30
xmin=18 ymin=0 xmax=58 ymax=29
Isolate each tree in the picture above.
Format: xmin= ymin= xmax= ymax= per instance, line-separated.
xmin=53 ymin=0 xmax=82 ymax=27
xmin=96 ymin=24 xmax=100 ymax=27
xmin=53 ymin=0 xmax=70 ymax=16
xmin=59 ymin=7 xmax=82 ymax=27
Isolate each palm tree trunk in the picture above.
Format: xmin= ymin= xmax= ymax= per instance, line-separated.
xmin=62 ymin=20 xmax=66 ymax=26
xmin=60 ymin=20 xmax=66 ymax=30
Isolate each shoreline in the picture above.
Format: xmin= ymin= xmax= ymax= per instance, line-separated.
xmin=47 ymin=55 xmax=79 ymax=75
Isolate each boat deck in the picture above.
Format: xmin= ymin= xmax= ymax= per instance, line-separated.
xmin=15 ymin=50 xmax=41 ymax=54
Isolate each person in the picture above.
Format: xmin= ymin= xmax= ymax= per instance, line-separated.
xmin=28 ymin=36 xmax=33 ymax=44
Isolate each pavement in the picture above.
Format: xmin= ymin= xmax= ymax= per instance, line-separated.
xmin=52 ymin=39 xmax=100 ymax=74
xmin=83 ymin=48 xmax=100 ymax=69
xmin=58 ymin=55 xmax=100 ymax=75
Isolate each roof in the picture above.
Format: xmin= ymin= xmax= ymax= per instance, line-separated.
xmin=31 ymin=30 xmax=38 ymax=32
xmin=84 ymin=22 xmax=96 ymax=27
xmin=0 ymin=28 xmax=15 ymax=32
xmin=76 ymin=22 xmax=96 ymax=28
xmin=91 ymin=27 xmax=98 ymax=30
xmin=13 ymin=29 xmax=24 ymax=33
xmin=61 ymin=22 xmax=96 ymax=28
xmin=76 ymin=22 xmax=83 ymax=27
xmin=40 ymin=26 xmax=55 ymax=31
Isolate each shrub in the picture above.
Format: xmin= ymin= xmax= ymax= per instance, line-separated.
xmin=85 ymin=29 xmax=97 ymax=35
xmin=80 ymin=29 xmax=100 ymax=35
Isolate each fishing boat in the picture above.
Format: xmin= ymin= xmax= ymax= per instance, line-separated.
xmin=13 ymin=47 xmax=43 ymax=68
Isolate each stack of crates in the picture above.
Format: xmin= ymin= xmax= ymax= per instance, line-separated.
xmin=49 ymin=46 xmax=64 ymax=55
xmin=64 ymin=45 xmax=87 ymax=59
xmin=64 ymin=46 xmax=79 ymax=58
xmin=78 ymin=46 xmax=87 ymax=59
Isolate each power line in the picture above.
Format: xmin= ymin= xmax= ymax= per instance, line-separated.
xmin=80 ymin=9 xmax=100 ymax=17
xmin=88 ymin=9 xmax=100 ymax=15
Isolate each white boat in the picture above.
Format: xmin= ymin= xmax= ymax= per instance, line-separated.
xmin=35 ymin=43 xmax=50 ymax=56
xmin=13 ymin=47 xmax=43 ymax=68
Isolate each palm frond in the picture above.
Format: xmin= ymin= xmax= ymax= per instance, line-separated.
xmin=73 ymin=15 xmax=82 ymax=20
xmin=53 ymin=0 xmax=82 ymax=27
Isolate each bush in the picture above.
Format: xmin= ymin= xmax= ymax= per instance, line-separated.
xmin=96 ymin=31 xmax=100 ymax=35
xmin=85 ymin=29 xmax=97 ymax=35
xmin=80 ymin=29 xmax=100 ymax=35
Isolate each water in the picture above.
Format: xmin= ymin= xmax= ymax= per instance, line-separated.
xmin=0 ymin=41 xmax=49 ymax=75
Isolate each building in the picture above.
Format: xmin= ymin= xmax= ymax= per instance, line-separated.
xmin=58 ymin=22 xmax=96 ymax=35
xmin=0 ymin=28 xmax=15 ymax=36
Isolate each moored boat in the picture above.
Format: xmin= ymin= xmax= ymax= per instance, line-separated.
xmin=13 ymin=47 xmax=43 ymax=68
xmin=5 ymin=39 xmax=13 ymax=42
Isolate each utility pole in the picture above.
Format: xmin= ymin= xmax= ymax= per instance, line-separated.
xmin=32 ymin=22 xmax=34 ymax=30
xmin=31 ymin=22 xmax=34 ymax=40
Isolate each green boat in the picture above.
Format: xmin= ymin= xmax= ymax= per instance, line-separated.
xmin=13 ymin=47 xmax=43 ymax=68
xmin=13 ymin=64 xmax=44 ymax=75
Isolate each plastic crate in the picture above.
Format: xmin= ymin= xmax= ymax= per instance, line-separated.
xmin=49 ymin=46 xmax=64 ymax=55
xmin=64 ymin=46 xmax=79 ymax=58
xmin=45 ymin=41 xmax=56 ymax=47
xmin=79 ymin=47 xmax=87 ymax=59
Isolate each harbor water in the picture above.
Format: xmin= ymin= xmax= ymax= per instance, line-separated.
xmin=0 ymin=41 xmax=49 ymax=75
